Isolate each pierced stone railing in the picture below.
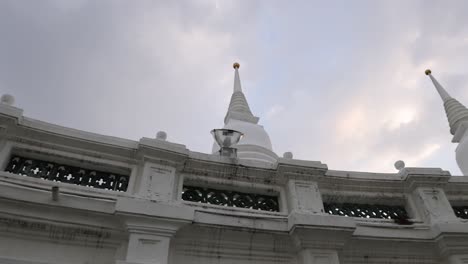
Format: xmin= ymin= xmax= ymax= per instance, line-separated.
xmin=181 ymin=185 xmax=280 ymax=212
xmin=4 ymin=156 xmax=129 ymax=192
xmin=452 ymin=206 xmax=468 ymax=219
xmin=324 ymin=202 xmax=409 ymax=221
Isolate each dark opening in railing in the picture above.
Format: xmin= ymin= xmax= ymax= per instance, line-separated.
xmin=182 ymin=185 xmax=279 ymax=212
xmin=453 ymin=206 xmax=468 ymax=219
xmin=4 ymin=156 xmax=129 ymax=192
xmin=324 ymin=202 xmax=409 ymax=221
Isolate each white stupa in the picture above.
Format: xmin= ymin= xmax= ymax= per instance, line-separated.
xmin=426 ymin=69 xmax=468 ymax=175
xmin=212 ymin=63 xmax=278 ymax=164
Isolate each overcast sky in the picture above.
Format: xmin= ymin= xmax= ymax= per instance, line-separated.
xmin=1 ymin=0 xmax=467 ymax=175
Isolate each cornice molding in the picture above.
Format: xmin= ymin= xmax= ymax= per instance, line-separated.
xmin=401 ymin=167 xmax=451 ymax=192
xmin=288 ymin=212 xmax=356 ymax=250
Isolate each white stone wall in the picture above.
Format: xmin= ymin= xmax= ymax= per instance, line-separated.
xmin=1 ymin=104 xmax=468 ymax=264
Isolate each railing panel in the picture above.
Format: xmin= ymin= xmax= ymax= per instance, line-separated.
xmin=452 ymin=206 xmax=468 ymax=219
xmin=4 ymin=156 xmax=129 ymax=192
xmin=324 ymin=202 xmax=409 ymax=221
xmin=182 ymin=185 xmax=280 ymax=212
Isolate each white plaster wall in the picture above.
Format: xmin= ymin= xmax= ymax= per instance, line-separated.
xmin=169 ymin=226 xmax=296 ymax=264
xmin=1 ymin=104 xmax=468 ymax=264
xmin=0 ymin=236 xmax=117 ymax=264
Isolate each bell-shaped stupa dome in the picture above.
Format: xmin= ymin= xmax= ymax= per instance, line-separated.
xmin=212 ymin=63 xmax=277 ymax=164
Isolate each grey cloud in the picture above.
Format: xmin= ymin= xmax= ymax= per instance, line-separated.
xmin=0 ymin=1 xmax=260 ymax=152
xmin=1 ymin=0 xmax=467 ymax=174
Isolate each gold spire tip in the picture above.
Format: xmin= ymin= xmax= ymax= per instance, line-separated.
xmin=425 ymin=69 xmax=432 ymax=75
xmin=233 ymin=62 xmax=240 ymax=69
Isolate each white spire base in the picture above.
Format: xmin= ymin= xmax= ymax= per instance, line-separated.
xmin=454 ymin=121 xmax=468 ymax=175
xmin=225 ymin=111 xmax=259 ymax=124
xmin=212 ymin=119 xmax=277 ymax=164
xmin=235 ymin=144 xmax=278 ymax=164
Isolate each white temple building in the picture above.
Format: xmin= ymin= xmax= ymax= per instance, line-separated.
xmin=0 ymin=64 xmax=467 ymax=264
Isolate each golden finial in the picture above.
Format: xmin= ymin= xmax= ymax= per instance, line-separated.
xmin=425 ymin=69 xmax=432 ymax=75
xmin=233 ymin=62 xmax=240 ymax=69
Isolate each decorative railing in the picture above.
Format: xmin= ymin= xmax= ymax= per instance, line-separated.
xmin=453 ymin=206 xmax=468 ymax=219
xmin=181 ymin=185 xmax=280 ymax=212
xmin=324 ymin=202 xmax=409 ymax=221
xmin=4 ymin=156 xmax=129 ymax=192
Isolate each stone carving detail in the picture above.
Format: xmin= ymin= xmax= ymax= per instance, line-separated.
xmin=453 ymin=206 xmax=468 ymax=219
xmin=182 ymin=185 xmax=280 ymax=212
xmin=5 ymin=156 xmax=129 ymax=192
xmin=324 ymin=202 xmax=409 ymax=220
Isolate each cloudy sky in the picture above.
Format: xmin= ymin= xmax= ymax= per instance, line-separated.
xmin=1 ymin=0 xmax=467 ymax=175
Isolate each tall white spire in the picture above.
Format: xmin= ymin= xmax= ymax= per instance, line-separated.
xmin=234 ymin=62 xmax=242 ymax=92
xmin=425 ymin=69 xmax=451 ymax=102
xmin=425 ymin=69 xmax=468 ymax=135
xmin=426 ymin=69 xmax=468 ymax=175
xmin=224 ymin=62 xmax=259 ymax=124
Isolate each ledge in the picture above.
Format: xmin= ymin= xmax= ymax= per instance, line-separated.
xmin=21 ymin=117 xmax=138 ymax=149
xmin=278 ymin=157 xmax=328 ymax=170
xmin=115 ymin=197 xmax=194 ymax=221
xmin=139 ymin=137 xmax=188 ymax=155
xmin=288 ymin=212 xmax=356 ymax=249
xmin=288 ymin=212 xmax=356 ymax=231
xmin=0 ymin=171 xmax=128 ymax=200
xmin=0 ymin=172 xmax=119 ymax=214
xmin=0 ymin=104 xmax=23 ymax=121
xmin=401 ymin=167 xmax=451 ymax=191
xmin=193 ymin=210 xmax=288 ymax=231
xmin=435 ymin=221 xmax=468 ymax=256
xmin=326 ymin=170 xmax=400 ymax=180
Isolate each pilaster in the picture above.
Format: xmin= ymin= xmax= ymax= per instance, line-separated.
xmin=299 ymin=249 xmax=340 ymax=264
xmin=287 ymin=179 xmax=324 ymax=214
xmin=115 ymin=198 xmax=194 ymax=264
xmin=402 ymin=168 xmax=468 ymax=263
xmin=0 ymin=140 xmax=11 ymax=171
xmin=402 ymin=167 xmax=455 ymax=224
xmin=137 ymin=161 xmax=178 ymax=202
xmin=289 ymin=213 xmax=356 ymax=264
xmin=447 ymin=255 xmax=468 ymax=264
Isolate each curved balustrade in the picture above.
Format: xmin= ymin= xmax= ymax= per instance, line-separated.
xmin=4 ymin=156 xmax=129 ymax=192
xmin=182 ymin=185 xmax=280 ymax=212
xmin=324 ymin=202 xmax=409 ymax=221
xmin=453 ymin=206 xmax=468 ymax=219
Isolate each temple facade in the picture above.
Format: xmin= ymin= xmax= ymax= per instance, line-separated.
xmin=0 ymin=65 xmax=467 ymax=264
